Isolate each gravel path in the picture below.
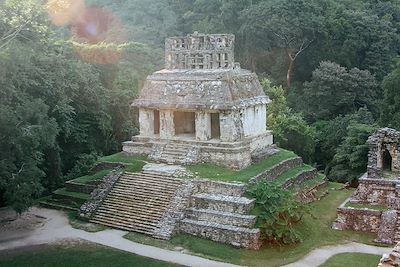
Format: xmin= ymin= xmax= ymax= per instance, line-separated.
xmin=0 ymin=207 xmax=239 ymax=267
xmin=0 ymin=207 xmax=392 ymax=267
xmin=283 ymin=242 xmax=389 ymax=267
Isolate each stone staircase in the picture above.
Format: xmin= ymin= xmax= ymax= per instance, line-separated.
xmin=150 ymin=142 xmax=199 ymax=165
xmin=180 ymin=180 xmax=261 ymax=249
xmin=90 ymin=170 xmax=183 ymax=235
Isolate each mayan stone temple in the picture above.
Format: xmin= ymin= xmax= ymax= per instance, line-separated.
xmin=122 ymin=32 xmax=273 ymax=169
xmin=79 ymin=33 xmax=278 ymax=250
xmin=333 ymin=128 xmax=400 ymax=244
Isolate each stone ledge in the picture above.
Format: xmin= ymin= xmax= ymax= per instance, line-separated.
xmin=179 ymin=218 xmax=261 ymax=250
xmin=249 ymin=157 xmax=303 ymax=184
xmin=192 ymin=179 xmax=247 ymax=196
xmin=186 ymin=208 xmax=256 ymax=228
xmin=332 ymin=206 xmax=382 ymax=233
xmin=191 ymin=193 xmax=254 ymax=214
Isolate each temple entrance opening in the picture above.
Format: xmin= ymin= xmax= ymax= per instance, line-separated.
xmin=211 ymin=113 xmax=220 ymax=139
xmin=154 ymin=110 xmax=160 ymax=135
xmin=174 ymin=111 xmax=195 ymax=137
xmin=383 ymin=149 xmax=392 ymax=171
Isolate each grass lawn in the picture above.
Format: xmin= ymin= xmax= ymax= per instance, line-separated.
xmin=67 ymin=211 xmax=107 ymax=232
xmin=274 ymin=165 xmax=315 ymax=185
xmin=0 ymin=242 xmax=180 ymax=267
xmin=53 ymin=188 xmax=89 ymax=201
xmin=72 ymin=169 xmax=112 ymax=184
xmin=320 ymin=252 xmax=381 ymax=267
xmin=98 ymin=152 xmax=147 ymax=173
xmin=124 ymin=183 xmax=384 ymax=267
xmin=187 ymin=149 xmax=298 ymax=182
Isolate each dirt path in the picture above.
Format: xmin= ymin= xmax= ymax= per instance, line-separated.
xmin=0 ymin=207 xmax=391 ymax=267
xmin=283 ymin=242 xmax=389 ymax=267
xmin=0 ymin=207 xmax=239 ymax=267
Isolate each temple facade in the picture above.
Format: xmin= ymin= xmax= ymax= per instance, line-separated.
xmin=123 ymin=33 xmax=274 ymax=169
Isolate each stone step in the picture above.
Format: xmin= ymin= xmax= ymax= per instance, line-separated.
xmin=186 ymin=208 xmax=256 ymax=228
xmin=123 ymin=173 xmax=182 ymax=183
xmin=180 ymin=219 xmax=261 ymax=249
xmin=117 ymin=179 xmax=181 ymax=189
xmin=99 ymin=201 xmax=166 ymax=216
xmin=94 ymin=210 xmax=161 ymax=225
xmin=162 ymin=149 xmax=187 ymax=156
xmin=111 ymin=186 xmax=177 ymax=196
xmin=194 ymin=180 xmax=247 ymax=196
xmin=191 ymin=193 xmax=255 ymax=214
xmin=90 ymin=218 xmax=155 ymax=235
xmin=96 ymin=207 xmax=163 ymax=221
xmin=165 ymin=144 xmax=188 ymax=150
xmin=140 ymin=170 xmax=174 ymax=177
xmin=92 ymin=212 xmax=158 ymax=227
xmin=117 ymin=180 xmax=179 ymax=190
xmin=105 ymin=194 xmax=171 ymax=207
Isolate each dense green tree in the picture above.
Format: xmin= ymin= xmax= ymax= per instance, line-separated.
xmin=302 ymin=61 xmax=379 ymax=121
xmin=263 ymin=80 xmax=315 ymax=162
xmin=327 ymin=122 xmax=377 ymax=183
xmin=314 ymin=108 xmax=375 ymax=172
xmin=381 ymin=61 xmax=400 ymax=130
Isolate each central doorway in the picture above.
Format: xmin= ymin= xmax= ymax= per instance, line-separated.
xmin=174 ymin=111 xmax=195 ymax=137
xmin=211 ymin=113 xmax=220 ymax=139
xmin=383 ymin=149 xmax=392 ymax=171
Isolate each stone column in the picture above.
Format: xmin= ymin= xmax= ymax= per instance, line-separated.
xmin=160 ymin=110 xmax=175 ymax=139
xmin=195 ymin=111 xmax=211 ymax=141
xmin=139 ymin=109 xmax=154 ymax=136
xmin=220 ymin=111 xmax=243 ymax=142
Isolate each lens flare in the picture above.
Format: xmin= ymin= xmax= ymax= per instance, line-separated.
xmin=71 ymin=7 xmax=127 ymax=64
xmin=46 ymin=0 xmax=85 ymax=26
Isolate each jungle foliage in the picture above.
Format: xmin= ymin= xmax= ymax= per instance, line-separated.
xmin=1 ymin=0 xmax=400 ymax=211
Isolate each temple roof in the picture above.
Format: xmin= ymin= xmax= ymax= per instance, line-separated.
xmin=132 ymin=68 xmax=270 ymax=111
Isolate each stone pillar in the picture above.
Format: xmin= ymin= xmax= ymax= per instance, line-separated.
xmin=220 ymin=111 xmax=243 ymax=142
xmin=139 ymin=109 xmax=154 ymax=136
xmin=195 ymin=111 xmax=211 ymax=141
xmin=256 ymin=104 xmax=267 ymax=134
xmin=160 ymin=110 xmax=175 ymax=139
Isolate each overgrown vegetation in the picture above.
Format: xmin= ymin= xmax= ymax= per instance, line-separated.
xmin=247 ymin=182 xmax=307 ymax=244
xmin=1 ymin=0 xmax=400 ymax=211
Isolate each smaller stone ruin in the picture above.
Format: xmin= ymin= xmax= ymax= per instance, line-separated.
xmin=378 ymin=242 xmax=400 ymax=267
xmin=333 ymin=128 xmax=400 ymax=244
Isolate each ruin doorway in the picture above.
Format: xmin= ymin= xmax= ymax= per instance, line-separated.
xmin=174 ymin=111 xmax=195 ymax=137
xmin=154 ymin=110 xmax=160 ymax=135
xmin=383 ymin=149 xmax=392 ymax=171
xmin=211 ymin=113 xmax=220 ymax=139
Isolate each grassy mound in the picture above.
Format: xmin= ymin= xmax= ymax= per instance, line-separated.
xmin=187 ymin=149 xmax=298 ymax=182
xmin=98 ymin=153 xmax=147 ymax=172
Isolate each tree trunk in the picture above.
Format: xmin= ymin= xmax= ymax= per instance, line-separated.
xmin=286 ymin=57 xmax=294 ymax=90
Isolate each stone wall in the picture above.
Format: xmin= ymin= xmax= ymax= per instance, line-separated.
xmin=378 ymin=242 xmax=400 ymax=267
xmin=283 ymin=169 xmax=318 ymax=189
xmin=179 ymin=220 xmax=261 ymax=250
xmin=332 ymin=207 xmax=382 ymax=233
xmin=376 ymin=210 xmax=398 ymax=244
xmin=250 ymin=157 xmax=303 ymax=184
xmin=153 ymin=180 xmax=195 ymax=239
xmin=351 ymin=178 xmax=398 ymax=206
xmin=78 ymin=168 xmax=123 ymax=220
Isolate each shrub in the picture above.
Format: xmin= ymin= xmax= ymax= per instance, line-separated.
xmin=247 ymin=181 xmax=307 ymax=245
